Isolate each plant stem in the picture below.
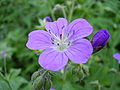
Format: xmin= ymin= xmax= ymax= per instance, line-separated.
xmin=48 ymin=1 xmax=56 ymax=21
xmin=42 ymin=70 xmax=48 ymax=77
xmin=61 ymin=6 xmax=67 ymax=19
xmin=68 ymin=0 xmax=75 ymax=22
xmin=3 ymin=55 xmax=7 ymax=76
xmin=51 ymin=10 xmax=56 ymax=21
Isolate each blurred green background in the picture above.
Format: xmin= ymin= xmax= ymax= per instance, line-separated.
xmin=0 ymin=0 xmax=120 ymax=90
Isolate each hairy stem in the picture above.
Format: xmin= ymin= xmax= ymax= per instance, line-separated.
xmin=62 ymin=6 xmax=67 ymax=19
xmin=68 ymin=0 xmax=75 ymax=22
xmin=3 ymin=55 xmax=7 ymax=76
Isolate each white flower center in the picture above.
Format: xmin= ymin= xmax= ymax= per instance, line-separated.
xmin=51 ymin=34 xmax=70 ymax=51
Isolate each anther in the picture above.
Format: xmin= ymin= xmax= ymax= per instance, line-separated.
xmin=68 ymin=42 xmax=70 ymax=46
xmin=57 ymin=43 xmax=60 ymax=46
xmin=60 ymin=34 xmax=62 ymax=39
xmin=51 ymin=38 xmax=54 ymax=41
xmin=49 ymin=30 xmax=51 ymax=34
xmin=62 ymin=25 xmax=65 ymax=29
xmin=52 ymin=42 xmax=54 ymax=44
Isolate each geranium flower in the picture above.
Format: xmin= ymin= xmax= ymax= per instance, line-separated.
xmin=92 ymin=29 xmax=110 ymax=53
xmin=26 ymin=18 xmax=93 ymax=71
xmin=113 ymin=53 xmax=120 ymax=64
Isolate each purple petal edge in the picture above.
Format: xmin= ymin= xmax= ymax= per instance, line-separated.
xmin=113 ymin=53 xmax=120 ymax=64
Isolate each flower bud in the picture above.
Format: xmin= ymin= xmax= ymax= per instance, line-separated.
xmin=35 ymin=16 xmax=52 ymax=30
xmin=91 ymin=29 xmax=110 ymax=53
xmin=66 ymin=0 xmax=72 ymax=6
xmin=53 ymin=4 xmax=62 ymax=12
xmin=79 ymin=68 xmax=85 ymax=81
xmin=31 ymin=69 xmax=45 ymax=82
xmin=33 ymin=76 xmax=45 ymax=90
xmin=72 ymin=65 xmax=89 ymax=81
xmin=82 ymin=65 xmax=89 ymax=76
xmin=44 ymin=78 xmax=52 ymax=90
xmin=53 ymin=4 xmax=64 ymax=17
xmin=43 ymin=16 xmax=52 ymax=22
xmin=31 ymin=70 xmax=40 ymax=82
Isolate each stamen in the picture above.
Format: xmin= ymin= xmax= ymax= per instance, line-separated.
xmin=51 ymin=38 xmax=54 ymax=41
xmin=49 ymin=30 xmax=51 ymax=34
xmin=68 ymin=42 xmax=70 ymax=46
xmin=57 ymin=43 xmax=60 ymax=46
xmin=48 ymin=30 xmax=60 ymax=41
xmin=60 ymin=34 xmax=62 ymax=39
xmin=62 ymin=25 xmax=65 ymax=29
xmin=52 ymin=42 xmax=54 ymax=44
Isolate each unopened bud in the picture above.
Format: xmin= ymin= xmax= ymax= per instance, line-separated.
xmin=44 ymin=78 xmax=52 ymax=90
xmin=31 ymin=70 xmax=40 ymax=82
xmin=66 ymin=0 xmax=72 ymax=6
xmin=35 ymin=16 xmax=52 ymax=30
xmin=33 ymin=76 xmax=45 ymax=90
xmin=79 ymin=68 xmax=84 ymax=81
xmin=43 ymin=16 xmax=52 ymax=22
xmin=53 ymin=4 xmax=62 ymax=12
xmin=91 ymin=29 xmax=110 ymax=53
xmin=82 ymin=65 xmax=89 ymax=76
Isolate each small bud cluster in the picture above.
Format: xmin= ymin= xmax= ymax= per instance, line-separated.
xmin=35 ymin=16 xmax=52 ymax=30
xmin=31 ymin=69 xmax=52 ymax=90
xmin=72 ymin=64 xmax=89 ymax=82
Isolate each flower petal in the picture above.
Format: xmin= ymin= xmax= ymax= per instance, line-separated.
xmin=26 ymin=30 xmax=52 ymax=50
xmin=39 ymin=49 xmax=68 ymax=71
xmin=92 ymin=29 xmax=110 ymax=48
xmin=113 ymin=53 xmax=120 ymax=64
xmin=66 ymin=18 xmax=93 ymax=39
xmin=45 ymin=18 xmax=68 ymax=35
xmin=92 ymin=29 xmax=110 ymax=53
xmin=65 ymin=39 xmax=93 ymax=64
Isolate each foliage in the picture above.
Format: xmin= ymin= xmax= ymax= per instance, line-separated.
xmin=0 ymin=0 xmax=120 ymax=90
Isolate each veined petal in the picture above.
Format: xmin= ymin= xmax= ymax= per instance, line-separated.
xmin=92 ymin=29 xmax=110 ymax=53
xmin=45 ymin=18 xmax=68 ymax=35
xmin=26 ymin=30 xmax=52 ymax=50
xmin=66 ymin=18 xmax=93 ymax=39
xmin=39 ymin=49 xmax=68 ymax=71
xmin=65 ymin=39 xmax=93 ymax=64
xmin=92 ymin=29 xmax=110 ymax=48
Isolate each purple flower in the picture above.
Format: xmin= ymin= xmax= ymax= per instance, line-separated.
xmin=92 ymin=29 xmax=110 ymax=53
xmin=50 ymin=88 xmax=55 ymax=90
xmin=113 ymin=53 xmax=120 ymax=64
xmin=43 ymin=16 xmax=52 ymax=22
xmin=26 ymin=18 xmax=93 ymax=71
xmin=1 ymin=50 xmax=6 ymax=55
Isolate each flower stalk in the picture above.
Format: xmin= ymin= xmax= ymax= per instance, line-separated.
xmin=3 ymin=54 xmax=7 ymax=76
xmin=68 ymin=0 xmax=75 ymax=22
